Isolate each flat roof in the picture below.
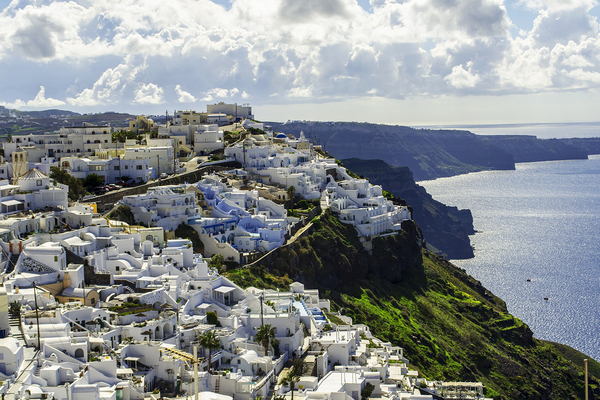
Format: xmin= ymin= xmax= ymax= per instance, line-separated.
xmin=214 ymin=286 xmax=236 ymax=294
xmin=1 ymin=200 xmax=22 ymax=206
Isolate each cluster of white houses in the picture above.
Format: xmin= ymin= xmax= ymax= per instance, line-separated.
xmin=0 ymin=105 xmax=490 ymax=400
xmin=0 ymin=220 xmax=488 ymax=400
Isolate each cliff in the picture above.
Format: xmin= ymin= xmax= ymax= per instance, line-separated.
xmin=228 ymin=211 xmax=600 ymax=400
xmin=268 ymin=121 xmax=515 ymax=181
xmin=483 ymin=135 xmax=588 ymax=162
xmin=341 ymin=158 xmax=474 ymax=259
xmin=268 ymin=121 xmax=600 ymax=181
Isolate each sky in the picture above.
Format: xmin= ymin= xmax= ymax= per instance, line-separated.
xmin=0 ymin=0 xmax=599 ymax=125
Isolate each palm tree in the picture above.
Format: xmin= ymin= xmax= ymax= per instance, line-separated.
xmin=254 ymin=324 xmax=276 ymax=357
xmin=287 ymin=185 xmax=296 ymax=211
xmin=198 ymin=330 xmax=221 ymax=373
xmin=280 ymin=369 xmax=301 ymax=400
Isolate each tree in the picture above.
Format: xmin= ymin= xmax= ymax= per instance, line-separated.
xmin=287 ymin=185 xmax=296 ymax=211
xmin=206 ymin=311 xmax=218 ymax=325
xmin=361 ymin=382 xmax=375 ymax=400
xmin=198 ymin=330 xmax=221 ymax=373
xmin=280 ymin=369 xmax=301 ymax=400
xmin=9 ymin=301 xmax=21 ymax=319
xmin=208 ymin=254 xmax=225 ymax=273
xmin=82 ymin=173 xmax=103 ymax=189
xmin=49 ymin=166 xmax=86 ymax=201
xmin=255 ymin=324 xmax=276 ymax=357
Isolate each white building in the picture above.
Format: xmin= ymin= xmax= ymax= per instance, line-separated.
xmin=120 ymin=185 xmax=201 ymax=230
xmin=207 ymin=102 xmax=253 ymax=122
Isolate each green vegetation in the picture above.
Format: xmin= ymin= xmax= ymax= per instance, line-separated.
xmin=49 ymin=166 xmax=86 ymax=201
xmin=82 ymin=173 xmax=103 ymax=190
xmin=112 ymin=129 xmax=141 ymax=143
xmin=280 ymin=366 xmax=301 ymax=400
xmin=223 ymin=130 xmax=241 ymax=145
xmin=175 ymin=223 xmax=204 ymax=253
xmin=209 ymin=254 xmax=225 ymax=273
xmin=227 ymin=210 xmax=600 ymax=399
xmin=255 ymin=324 xmax=276 ymax=356
xmin=226 ymin=265 xmax=292 ymax=290
xmin=206 ymin=311 xmax=218 ymax=325
xmin=198 ymin=330 xmax=221 ymax=373
xmin=324 ymin=312 xmax=347 ymax=325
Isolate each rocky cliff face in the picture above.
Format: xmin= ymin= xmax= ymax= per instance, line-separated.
xmin=483 ymin=135 xmax=588 ymax=162
xmin=268 ymin=121 xmax=515 ymax=181
xmin=341 ymin=158 xmax=474 ymax=259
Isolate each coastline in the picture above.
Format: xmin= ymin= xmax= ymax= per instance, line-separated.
xmin=420 ymin=155 xmax=600 ymax=361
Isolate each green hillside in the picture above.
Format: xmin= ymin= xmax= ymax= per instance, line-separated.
xmin=227 ymin=211 xmax=599 ymax=399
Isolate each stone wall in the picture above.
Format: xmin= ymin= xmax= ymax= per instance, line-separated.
xmin=83 ymin=161 xmax=242 ymax=212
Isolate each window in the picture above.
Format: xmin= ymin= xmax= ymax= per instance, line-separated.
xmin=115 ymin=266 xmax=120 ymax=271
xmin=114 ymin=166 xmax=120 ymax=170
xmin=136 ymin=165 xmax=142 ymax=170
xmin=105 ymin=140 xmax=108 ymax=143
xmin=125 ymin=165 xmax=128 ymax=169
xmin=36 ymin=180 xmax=42 ymax=186
xmin=54 ymin=256 xmax=58 ymax=262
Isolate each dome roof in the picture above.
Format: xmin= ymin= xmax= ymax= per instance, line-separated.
xmin=19 ymin=168 xmax=48 ymax=180
xmin=275 ymin=133 xmax=287 ymax=138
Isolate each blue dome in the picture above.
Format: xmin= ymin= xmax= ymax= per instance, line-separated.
xmin=275 ymin=133 xmax=287 ymax=138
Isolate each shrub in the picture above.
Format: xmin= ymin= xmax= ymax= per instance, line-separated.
xmin=207 ymin=311 xmax=218 ymax=325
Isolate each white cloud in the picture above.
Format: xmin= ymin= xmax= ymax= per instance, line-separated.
xmin=0 ymin=86 xmax=65 ymax=109
xmin=175 ymin=85 xmax=197 ymax=103
xmin=0 ymin=0 xmax=599 ymax=112
xmin=0 ymin=99 xmax=27 ymax=109
xmin=134 ymin=83 xmax=164 ymax=104
xmin=67 ymin=56 xmax=147 ymax=106
xmin=201 ymin=87 xmax=241 ymax=101
xmin=29 ymin=86 xmax=66 ymax=107
xmin=445 ymin=64 xmax=481 ymax=88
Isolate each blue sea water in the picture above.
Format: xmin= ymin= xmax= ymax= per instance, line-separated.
xmin=419 ymin=155 xmax=600 ymax=360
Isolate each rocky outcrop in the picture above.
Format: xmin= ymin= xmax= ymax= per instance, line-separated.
xmin=341 ymin=158 xmax=474 ymax=259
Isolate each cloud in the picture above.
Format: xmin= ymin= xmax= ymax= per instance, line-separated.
xmin=134 ymin=83 xmax=164 ymax=104
xmin=1 ymin=86 xmax=65 ymax=109
xmin=0 ymin=99 xmax=27 ymax=109
xmin=67 ymin=57 xmax=147 ymax=106
xmin=0 ymin=0 xmax=600 ymax=110
xmin=201 ymin=87 xmax=240 ymax=101
xmin=445 ymin=64 xmax=481 ymax=88
xmin=175 ymin=85 xmax=197 ymax=102
xmin=278 ymin=0 xmax=351 ymax=22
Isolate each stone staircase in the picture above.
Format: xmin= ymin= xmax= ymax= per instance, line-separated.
xmin=6 ymin=254 xmax=19 ymax=274
xmin=265 ymin=383 xmax=276 ymax=400
xmin=8 ymin=314 xmax=25 ymax=342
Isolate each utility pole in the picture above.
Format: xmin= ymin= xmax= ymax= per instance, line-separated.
xmin=585 ymin=359 xmax=589 ymax=400
xmin=194 ymin=345 xmax=199 ymax=400
xmin=260 ymin=292 xmax=264 ymax=327
xmin=33 ymin=282 xmax=41 ymax=350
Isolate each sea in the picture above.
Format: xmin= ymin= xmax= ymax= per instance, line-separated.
xmin=416 ymin=122 xmax=600 ymax=361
